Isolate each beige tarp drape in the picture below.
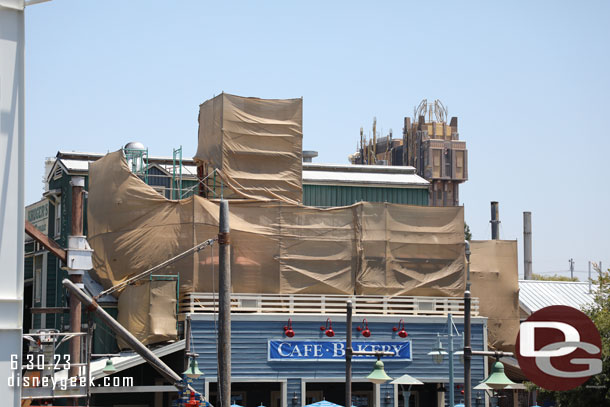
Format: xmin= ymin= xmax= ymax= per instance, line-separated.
xmin=88 ymin=151 xmax=466 ymax=344
xmin=117 ymin=279 xmax=177 ymax=348
xmin=470 ymin=240 xmax=520 ymax=352
xmin=194 ymin=93 xmax=303 ymax=204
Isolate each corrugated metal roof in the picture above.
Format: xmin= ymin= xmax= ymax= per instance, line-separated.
xmin=304 ymin=162 xmax=418 ymax=174
xmin=58 ymin=158 xmax=90 ymax=172
xmin=303 ymin=163 xmax=429 ymax=187
xmin=53 ymin=155 xmax=198 ymax=179
xmin=519 ymin=280 xmax=596 ymax=314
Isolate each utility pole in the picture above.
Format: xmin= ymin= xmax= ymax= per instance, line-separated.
xmin=569 ymin=258 xmax=574 ymax=280
xmin=588 ymin=261 xmax=591 ymax=294
xmin=218 ymin=201 xmax=231 ymax=407
xmin=593 ymin=262 xmax=603 ymax=292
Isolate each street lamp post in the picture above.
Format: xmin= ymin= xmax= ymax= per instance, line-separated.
xmin=464 ymin=241 xmax=472 ymax=407
xmin=346 ymin=300 xmax=352 ymax=407
xmin=428 ymin=314 xmax=462 ymax=407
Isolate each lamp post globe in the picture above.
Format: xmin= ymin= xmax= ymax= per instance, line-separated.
xmin=427 ymin=336 xmax=447 ymax=365
xmin=366 ymin=359 xmax=393 ymax=385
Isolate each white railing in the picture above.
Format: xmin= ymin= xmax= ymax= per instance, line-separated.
xmin=180 ymin=293 xmax=479 ymax=317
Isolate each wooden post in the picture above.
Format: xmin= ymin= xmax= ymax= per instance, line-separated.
xmin=69 ymin=176 xmax=84 ymax=381
xmin=218 ymin=200 xmax=231 ymax=407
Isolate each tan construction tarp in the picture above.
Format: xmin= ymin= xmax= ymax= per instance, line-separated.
xmin=88 ymin=151 xmax=465 ymax=344
xmin=117 ymin=280 xmax=177 ymax=348
xmin=194 ymin=93 xmax=303 ymax=204
xmin=470 ymin=240 xmax=520 ymax=352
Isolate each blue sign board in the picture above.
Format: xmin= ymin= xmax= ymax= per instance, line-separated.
xmin=268 ymin=340 xmax=411 ymax=361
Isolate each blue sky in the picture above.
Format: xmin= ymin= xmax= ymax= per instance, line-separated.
xmin=24 ymin=1 xmax=610 ymax=279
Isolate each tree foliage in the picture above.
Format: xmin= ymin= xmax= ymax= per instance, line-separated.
xmin=531 ymin=273 xmax=579 ymax=282
xmin=534 ymin=268 xmax=610 ymax=406
xmin=464 ymin=222 xmax=472 ymax=242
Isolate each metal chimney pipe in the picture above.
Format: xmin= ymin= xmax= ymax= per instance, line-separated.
xmin=490 ymin=201 xmax=500 ymax=240
xmin=523 ymin=212 xmax=532 ymax=279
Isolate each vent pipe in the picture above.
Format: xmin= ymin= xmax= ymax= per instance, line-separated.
xmin=303 ymin=150 xmax=318 ymax=163
xmin=490 ymin=201 xmax=500 ymax=240
xmin=523 ymin=212 xmax=532 ymax=279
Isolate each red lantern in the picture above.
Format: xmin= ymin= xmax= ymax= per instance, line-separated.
xmin=356 ymin=318 xmax=371 ymax=337
xmin=321 ymin=318 xmax=334 ymax=337
xmin=283 ymin=318 xmax=295 ymax=338
xmin=393 ymin=319 xmax=408 ymax=338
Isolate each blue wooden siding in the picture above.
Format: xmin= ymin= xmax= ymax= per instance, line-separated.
xmin=190 ymin=316 xmax=485 ymax=406
xmin=303 ymin=185 xmax=428 ymax=207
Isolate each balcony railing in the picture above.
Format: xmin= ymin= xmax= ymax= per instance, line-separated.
xmin=179 ymin=293 xmax=479 ymax=317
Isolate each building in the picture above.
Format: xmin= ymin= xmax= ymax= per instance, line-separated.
xmin=23 ymin=94 xmax=489 ymax=407
xmin=24 ymin=148 xmax=199 ymax=352
xmin=184 ymin=296 xmax=487 ymax=407
xmin=303 ymin=163 xmax=429 ymax=207
xmin=349 ymin=100 xmax=468 ymax=207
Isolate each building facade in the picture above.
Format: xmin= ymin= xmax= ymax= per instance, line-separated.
xmin=184 ymin=296 xmax=487 ymax=407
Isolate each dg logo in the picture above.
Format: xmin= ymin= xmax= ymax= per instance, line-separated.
xmin=516 ymin=305 xmax=602 ymax=391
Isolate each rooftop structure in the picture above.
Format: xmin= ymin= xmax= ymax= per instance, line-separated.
xmin=349 ymin=99 xmax=468 ymax=207
xmin=302 ymin=163 xmax=429 ymax=207
xmin=519 ymin=279 xmax=596 ymax=316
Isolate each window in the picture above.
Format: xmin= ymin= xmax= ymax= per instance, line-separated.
xmin=54 ymin=202 xmax=61 ymax=238
xmin=33 ymin=255 xmax=42 ymax=304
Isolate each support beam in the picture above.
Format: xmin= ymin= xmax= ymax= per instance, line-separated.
xmin=25 ymin=220 xmax=67 ymax=262
xmin=0 ymin=2 xmax=25 ymax=406
xmin=30 ymin=307 xmax=69 ymax=314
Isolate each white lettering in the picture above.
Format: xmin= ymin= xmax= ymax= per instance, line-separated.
xmin=278 ymin=342 xmax=292 ymax=357
xmin=303 ymin=344 xmax=313 ymax=357
xmin=520 ymin=321 xmax=579 ymax=357
xmin=391 ymin=345 xmax=403 ymax=355
xmin=333 ymin=342 xmax=345 ymax=357
xmin=535 ymin=341 xmax=602 ymax=378
xmin=290 ymin=346 xmax=303 ymax=357
xmin=314 ymin=344 xmax=323 ymax=357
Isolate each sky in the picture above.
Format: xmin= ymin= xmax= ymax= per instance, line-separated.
xmin=23 ymin=0 xmax=610 ymax=280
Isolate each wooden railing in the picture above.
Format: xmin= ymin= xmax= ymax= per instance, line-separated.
xmin=179 ymin=293 xmax=479 ymax=316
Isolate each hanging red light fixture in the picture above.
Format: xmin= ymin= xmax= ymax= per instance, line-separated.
xmin=392 ymin=319 xmax=408 ymax=338
xmin=320 ymin=318 xmax=334 ymax=337
xmin=356 ymin=318 xmax=371 ymax=337
xmin=283 ymin=318 xmax=295 ymax=338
